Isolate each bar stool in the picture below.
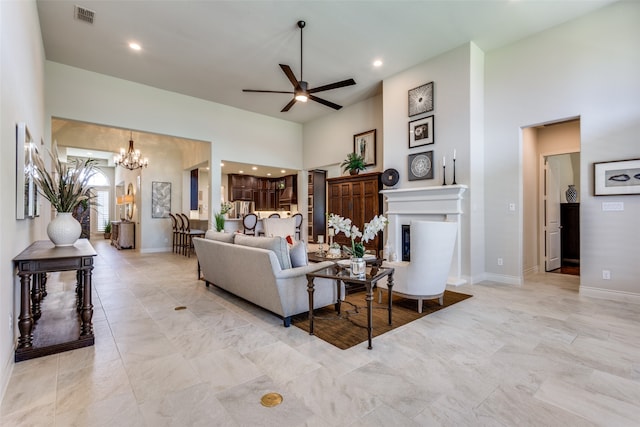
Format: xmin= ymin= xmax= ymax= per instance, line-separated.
xmin=180 ymin=213 xmax=205 ymax=257
xmin=292 ymin=212 xmax=303 ymax=240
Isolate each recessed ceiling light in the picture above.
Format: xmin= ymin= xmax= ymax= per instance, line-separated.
xmin=220 ymin=162 xmax=225 ymax=167
xmin=239 ymin=170 xmax=244 ymax=174
xmin=252 ymin=166 xmax=258 ymax=170
xmin=267 ymin=173 xmax=272 ymax=176
xmin=280 ymin=169 xmax=286 ymax=173
xmin=129 ymin=42 xmax=141 ymax=51
xmin=373 ymin=59 xmax=383 ymax=67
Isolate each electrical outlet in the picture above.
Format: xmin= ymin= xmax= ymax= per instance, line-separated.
xmin=508 ymin=203 xmax=516 ymax=212
xmin=497 ymin=258 xmax=504 ymax=266
xmin=602 ymin=270 xmax=611 ymax=280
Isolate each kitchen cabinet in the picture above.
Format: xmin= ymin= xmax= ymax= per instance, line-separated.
xmin=228 ymin=174 xmax=256 ymax=201
xmin=327 ymin=172 xmax=382 ymax=253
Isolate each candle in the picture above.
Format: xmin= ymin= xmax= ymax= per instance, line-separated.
xmin=443 ymin=156 xmax=446 ymax=167
xmin=453 ymin=149 xmax=456 ymax=160
xmin=328 ymin=228 xmax=335 ymax=237
xmin=317 ymin=235 xmax=324 ymax=244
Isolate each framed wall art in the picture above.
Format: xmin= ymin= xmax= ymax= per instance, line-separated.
xmin=409 ymin=115 xmax=434 ymax=148
xmin=408 ymin=150 xmax=434 ymax=181
xmin=594 ymin=158 xmax=640 ymax=195
xmin=16 ymin=122 xmax=37 ymax=219
xmin=408 ymin=82 xmax=433 ymax=117
xmin=152 ymin=181 xmax=171 ymax=218
xmin=354 ymin=129 xmax=376 ymax=167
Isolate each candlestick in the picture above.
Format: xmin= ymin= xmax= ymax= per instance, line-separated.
xmin=453 ymin=149 xmax=456 ymax=160
xmin=452 ymin=158 xmax=457 ymax=185
xmin=442 ymin=165 xmax=447 ymax=186
xmin=442 ymin=156 xmax=446 ymax=167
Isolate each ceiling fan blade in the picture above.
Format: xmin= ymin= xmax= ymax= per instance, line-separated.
xmin=281 ymin=98 xmax=297 ymax=112
xmin=279 ymin=64 xmax=300 ymax=89
xmin=308 ymin=94 xmax=342 ymax=110
xmin=243 ymin=89 xmax=294 ymax=94
xmin=309 ymin=78 xmax=356 ymax=94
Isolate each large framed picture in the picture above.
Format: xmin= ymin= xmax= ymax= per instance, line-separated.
xmin=594 ymin=158 xmax=640 ymax=195
xmin=408 ymin=151 xmax=434 ymax=181
xmin=152 ymin=181 xmax=171 ymax=218
xmin=408 ymin=82 xmax=434 ymax=117
xmin=409 ymin=115 xmax=434 ymax=148
xmin=354 ymin=129 xmax=376 ymax=167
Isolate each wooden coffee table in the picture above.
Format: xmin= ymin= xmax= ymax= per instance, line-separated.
xmin=305 ymin=263 xmax=394 ymax=349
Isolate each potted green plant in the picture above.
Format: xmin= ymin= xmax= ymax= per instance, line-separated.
xmin=214 ymin=212 xmax=225 ymax=232
xmin=103 ymin=221 xmax=112 ymax=239
xmin=341 ymin=152 xmax=366 ymax=175
xmin=31 ymin=144 xmax=98 ymax=246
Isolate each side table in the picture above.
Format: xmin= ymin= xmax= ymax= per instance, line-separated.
xmin=305 ymin=264 xmax=394 ymax=349
xmin=13 ymin=239 xmax=97 ymax=362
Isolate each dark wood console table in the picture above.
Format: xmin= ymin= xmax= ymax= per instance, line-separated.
xmin=12 ymin=239 xmax=97 ymax=362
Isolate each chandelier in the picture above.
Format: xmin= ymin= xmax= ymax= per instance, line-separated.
xmin=115 ymin=132 xmax=148 ymax=170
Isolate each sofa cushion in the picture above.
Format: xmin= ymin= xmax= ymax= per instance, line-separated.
xmin=289 ymin=240 xmax=308 ymax=268
xmin=234 ymin=234 xmax=292 ymax=270
xmin=205 ymin=230 xmax=235 ymax=243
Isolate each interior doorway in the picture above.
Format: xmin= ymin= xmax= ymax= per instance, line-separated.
xmin=522 ymin=117 xmax=580 ymax=277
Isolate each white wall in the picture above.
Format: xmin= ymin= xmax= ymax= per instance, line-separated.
xmin=485 ymin=1 xmax=640 ymax=298
xmin=382 ymin=43 xmax=484 ymax=284
xmin=0 ymin=0 xmax=46 ymax=403
xmin=303 ymin=94 xmax=383 ymax=173
xmin=45 ymin=61 xmax=304 ymax=232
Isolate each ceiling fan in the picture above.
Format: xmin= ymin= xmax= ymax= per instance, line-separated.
xmin=242 ymin=20 xmax=356 ymax=112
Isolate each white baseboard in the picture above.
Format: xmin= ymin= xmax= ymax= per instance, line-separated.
xmin=447 ymin=276 xmax=468 ymax=287
xmin=140 ymin=247 xmax=173 ymax=254
xmin=579 ymin=286 xmax=640 ymax=304
xmin=480 ymin=272 xmax=523 ymax=286
xmin=523 ymin=265 xmax=539 ymax=276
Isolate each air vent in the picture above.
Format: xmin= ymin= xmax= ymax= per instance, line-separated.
xmin=74 ymin=5 xmax=95 ymax=24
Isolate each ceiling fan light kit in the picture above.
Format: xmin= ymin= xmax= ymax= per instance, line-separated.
xmin=243 ymin=20 xmax=355 ymax=112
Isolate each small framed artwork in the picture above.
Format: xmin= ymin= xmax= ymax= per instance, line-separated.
xmin=409 ymin=115 xmax=434 ymax=148
xmin=408 ymin=82 xmax=434 ymax=117
xmin=408 ymin=151 xmax=434 ymax=181
xmin=594 ymin=158 xmax=640 ymax=195
xmin=354 ymin=129 xmax=376 ymax=167
xmin=152 ymin=181 xmax=171 ymax=218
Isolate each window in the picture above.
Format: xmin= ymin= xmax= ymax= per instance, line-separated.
xmin=96 ymin=190 xmax=109 ymax=232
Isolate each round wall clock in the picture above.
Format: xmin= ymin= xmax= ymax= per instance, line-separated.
xmin=382 ymin=168 xmax=399 ymax=187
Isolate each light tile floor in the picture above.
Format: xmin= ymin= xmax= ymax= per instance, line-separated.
xmin=2 ymin=239 xmax=639 ymax=426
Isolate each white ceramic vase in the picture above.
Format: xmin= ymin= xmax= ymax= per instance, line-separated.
xmin=47 ymin=212 xmax=82 ymax=247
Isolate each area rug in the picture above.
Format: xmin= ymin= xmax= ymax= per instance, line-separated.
xmin=292 ymin=290 xmax=472 ymax=350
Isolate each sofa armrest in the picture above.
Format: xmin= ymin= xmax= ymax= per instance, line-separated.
xmin=273 ymin=261 xmax=335 ymax=279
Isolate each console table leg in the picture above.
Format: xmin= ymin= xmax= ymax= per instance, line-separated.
xmin=307 ymin=277 xmax=315 ymax=335
xmin=31 ymin=273 xmax=42 ymax=320
xmin=387 ymin=272 xmax=394 ymax=325
xmin=80 ymin=268 xmax=94 ymax=337
xmin=366 ymin=283 xmax=373 ymax=350
xmin=17 ymin=274 xmax=33 ymax=348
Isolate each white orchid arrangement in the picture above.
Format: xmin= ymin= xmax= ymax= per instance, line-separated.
xmin=327 ymin=213 xmax=388 ymax=258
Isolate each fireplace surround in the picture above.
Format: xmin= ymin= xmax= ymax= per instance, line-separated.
xmin=380 ymin=185 xmax=468 ymax=285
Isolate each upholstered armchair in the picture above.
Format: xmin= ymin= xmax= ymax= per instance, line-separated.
xmin=378 ymin=220 xmax=457 ymax=313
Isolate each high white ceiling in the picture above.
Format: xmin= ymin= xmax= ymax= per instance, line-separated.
xmin=37 ymin=0 xmax=614 ymax=124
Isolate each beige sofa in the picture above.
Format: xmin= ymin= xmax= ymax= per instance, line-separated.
xmin=193 ymin=232 xmax=337 ymax=327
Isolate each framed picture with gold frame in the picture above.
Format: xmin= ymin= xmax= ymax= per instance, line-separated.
xmin=353 ymin=129 xmax=376 ymax=167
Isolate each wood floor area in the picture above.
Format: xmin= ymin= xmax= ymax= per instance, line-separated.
xmin=1 ymin=239 xmax=639 ymax=426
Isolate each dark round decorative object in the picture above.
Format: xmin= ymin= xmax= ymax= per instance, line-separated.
xmin=382 ymin=168 xmax=400 ymax=187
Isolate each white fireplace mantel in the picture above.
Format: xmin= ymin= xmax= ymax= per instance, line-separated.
xmin=380 ymin=185 xmax=468 ymax=285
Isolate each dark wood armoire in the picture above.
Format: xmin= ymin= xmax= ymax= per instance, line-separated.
xmin=327 ymin=172 xmax=383 ymax=253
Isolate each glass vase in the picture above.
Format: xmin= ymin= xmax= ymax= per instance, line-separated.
xmin=350 ymin=257 xmax=366 ymax=278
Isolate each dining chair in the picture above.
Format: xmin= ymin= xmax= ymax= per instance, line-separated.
xmin=292 ymin=212 xmax=303 ymax=240
xmin=243 ymin=213 xmax=258 ymax=235
xmin=268 ymin=213 xmax=281 ymax=218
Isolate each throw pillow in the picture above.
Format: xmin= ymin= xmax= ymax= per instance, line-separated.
xmin=234 ymin=234 xmax=292 ymax=269
xmin=289 ymin=240 xmax=308 ymax=268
